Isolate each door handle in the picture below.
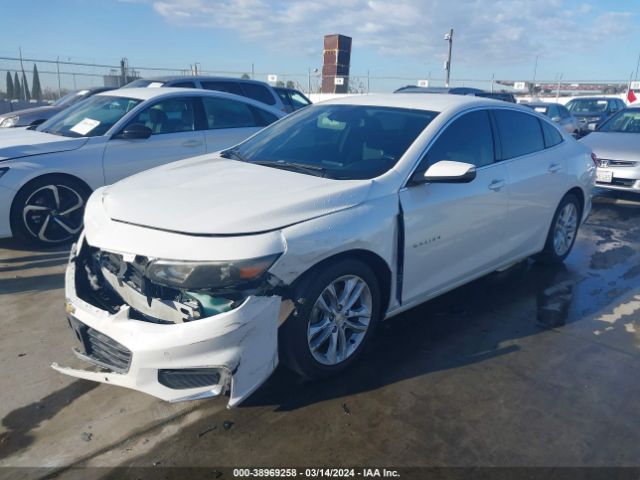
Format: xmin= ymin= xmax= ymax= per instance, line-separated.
xmin=182 ymin=140 xmax=203 ymax=147
xmin=488 ymin=179 xmax=505 ymax=191
xmin=548 ymin=163 xmax=561 ymax=173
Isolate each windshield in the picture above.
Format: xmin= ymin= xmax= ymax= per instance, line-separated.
xmin=229 ymin=105 xmax=438 ymax=180
xmin=53 ymin=90 xmax=89 ymax=107
xmin=37 ymin=95 xmax=142 ymax=137
xmin=566 ymin=99 xmax=608 ymax=113
xmin=597 ymin=109 xmax=640 ymax=133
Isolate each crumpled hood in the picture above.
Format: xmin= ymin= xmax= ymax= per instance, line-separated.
xmin=101 ymin=155 xmax=373 ymax=235
xmin=0 ymin=129 xmax=88 ymax=161
xmin=580 ymin=132 xmax=640 ymax=162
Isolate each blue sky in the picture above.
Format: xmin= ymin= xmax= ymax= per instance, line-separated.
xmin=1 ymin=0 xmax=638 ymax=92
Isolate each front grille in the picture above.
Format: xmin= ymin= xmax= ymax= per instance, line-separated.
xmin=599 ymin=158 xmax=637 ymax=167
xmin=158 ymin=369 xmax=221 ymax=390
xmin=86 ymin=327 xmax=132 ymax=372
xmin=70 ymin=316 xmax=132 ymax=373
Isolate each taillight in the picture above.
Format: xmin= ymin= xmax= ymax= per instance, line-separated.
xmin=591 ymin=153 xmax=598 ymax=166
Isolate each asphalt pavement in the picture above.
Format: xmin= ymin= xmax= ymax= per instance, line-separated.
xmin=0 ymin=191 xmax=638 ymax=479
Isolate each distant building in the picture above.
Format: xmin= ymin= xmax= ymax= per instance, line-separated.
xmin=321 ymin=34 xmax=352 ymax=94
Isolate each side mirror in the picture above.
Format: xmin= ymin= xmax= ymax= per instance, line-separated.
xmin=551 ymin=116 xmax=561 ymax=123
xmin=114 ymin=123 xmax=152 ymax=140
xmin=423 ymin=160 xmax=477 ymax=183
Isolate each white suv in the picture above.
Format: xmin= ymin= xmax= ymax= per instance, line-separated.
xmin=55 ymin=94 xmax=595 ymax=406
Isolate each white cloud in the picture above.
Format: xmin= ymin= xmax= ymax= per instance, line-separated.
xmin=146 ymin=0 xmax=634 ymax=64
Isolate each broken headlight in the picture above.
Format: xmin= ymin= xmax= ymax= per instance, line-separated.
xmin=145 ymin=254 xmax=281 ymax=290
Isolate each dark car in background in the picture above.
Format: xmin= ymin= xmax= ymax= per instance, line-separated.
xmin=0 ymin=87 xmax=115 ymax=128
xmin=394 ymin=85 xmax=516 ymax=102
xmin=523 ymin=102 xmax=580 ymax=137
xmin=124 ymin=76 xmax=288 ymax=112
xmin=565 ymin=97 xmax=626 ymax=135
xmin=274 ymin=87 xmax=312 ymax=112
xmin=474 ymin=92 xmax=517 ymax=103
xmin=395 ymin=85 xmax=485 ymax=95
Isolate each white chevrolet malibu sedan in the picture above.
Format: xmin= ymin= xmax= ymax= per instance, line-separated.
xmin=54 ymin=94 xmax=596 ymax=406
xmin=0 ymin=88 xmax=283 ymax=244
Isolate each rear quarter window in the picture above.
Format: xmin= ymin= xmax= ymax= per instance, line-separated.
xmin=540 ymin=120 xmax=563 ymax=148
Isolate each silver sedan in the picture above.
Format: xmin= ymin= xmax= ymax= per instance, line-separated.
xmin=524 ymin=102 xmax=580 ymax=137
xmin=580 ymin=106 xmax=640 ymax=193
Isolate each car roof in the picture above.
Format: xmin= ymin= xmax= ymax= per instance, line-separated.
xmin=524 ymin=102 xmax=552 ymax=107
xmin=567 ymin=97 xmax=615 ymax=102
xmin=97 ymin=87 xmax=240 ymax=101
xmin=133 ymin=75 xmax=270 ymax=86
xmin=394 ymin=85 xmax=485 ymax=94
xmin=95 ymin=87 xmax=284 ymax=117
xmin=318 ymin=93 xmax=510 ymax=113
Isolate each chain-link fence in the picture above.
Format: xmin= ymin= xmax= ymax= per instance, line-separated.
xmin=0 ymin=54 xmax=632 ymax=102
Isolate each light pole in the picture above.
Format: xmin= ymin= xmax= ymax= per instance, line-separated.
xmin=444 ymin=28 xmax=453 ymax=87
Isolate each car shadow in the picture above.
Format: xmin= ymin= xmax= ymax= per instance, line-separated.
xmin=242 ymin=261 xmax=580 ymax=412
xmin=0 ymin=237 xmax=71 ymax=254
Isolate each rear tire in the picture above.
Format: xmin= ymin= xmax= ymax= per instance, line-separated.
xmin=536 ymin=193 xmax=581 ymax=264
xmin=279 ymin=259 xmax=381 ymax=379
xmin=10 ymin=175 xmax=90 ymax=246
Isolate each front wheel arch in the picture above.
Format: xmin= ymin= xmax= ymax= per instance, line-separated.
xmin=286 ymin=249 xmax=392 ymax=316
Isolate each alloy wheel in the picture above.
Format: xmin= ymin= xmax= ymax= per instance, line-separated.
xmin=553 ymin=202 xmax=578 ymax=257
xmin=22 ymin=184 xmax=85 ymax=243
xmin=307 ymin=275 xmax=373 ymax=366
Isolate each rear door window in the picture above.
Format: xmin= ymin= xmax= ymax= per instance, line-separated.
xmin=201 ymin=81 xmax=244 ymax=96
xmin=171 ymin=81 xmax=196 ymax=88
xmin=202 ymin=97 xmax=261 ymax=129
xmin=241 ymin=83 xmax=276 ymax=105
xmin=493 ymin=110 xmax=545 ymax=160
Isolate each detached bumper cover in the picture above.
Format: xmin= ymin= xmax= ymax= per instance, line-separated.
xmin=53 ymin=247 xmax=282 ymax=407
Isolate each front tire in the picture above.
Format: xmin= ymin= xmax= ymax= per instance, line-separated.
xmin=536 ymin=193 xmax=581 ymax=264
xmin=279 ymin=259 xmax=382 ymax=379
xmin=10 ymin=176 xmax=90 ymax=245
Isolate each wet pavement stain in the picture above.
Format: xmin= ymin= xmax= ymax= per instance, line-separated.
xmin=589 ymin=245 xmax=635 ymax=270
xmin=88 ymin=195 xmax=640 ymax=469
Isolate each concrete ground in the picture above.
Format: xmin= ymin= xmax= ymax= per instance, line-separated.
xmin=0 ymin=191 xmax=638 ymax=479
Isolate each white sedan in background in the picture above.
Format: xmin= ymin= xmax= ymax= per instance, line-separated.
xmin=56 ymin=94 xmax=595 ymax=406
xmin=0 ymin=88 xmax=283 ymax=244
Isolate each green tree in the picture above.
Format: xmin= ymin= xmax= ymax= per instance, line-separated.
xmin=241 ymin=73 xmax=250 ymax=79
xmin=22 ymin=70 xmax=30 ymax=101
xmin=31 ymin=64 xmax=42 ymax=101
xmin=285 ymin=80 xmax=295 ymax=89
xmin=6 ymin=72 xmax=13 ymax=100
xmin=13 ymin=72 xmax=21 ymax=100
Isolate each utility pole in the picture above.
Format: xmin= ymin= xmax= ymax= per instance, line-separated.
xmin=444 ymin=28 xmax=453 ymax=87
xmin=56 ymin=56 xmax=61 ymax=97
xmin=635 ymin=52 xmax=640 ymax=80
xmin=555 ymin=73 xmax=562 ymax=101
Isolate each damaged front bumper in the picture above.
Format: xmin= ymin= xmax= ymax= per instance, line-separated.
xmin=52 ymin=238 xmax=283 ymax=407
